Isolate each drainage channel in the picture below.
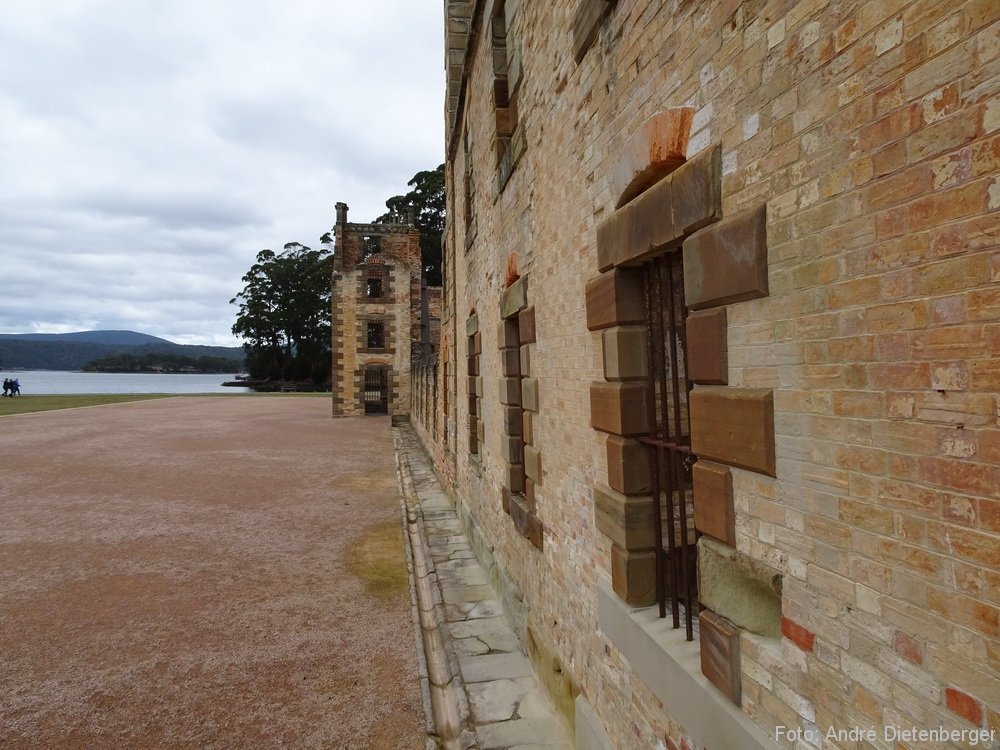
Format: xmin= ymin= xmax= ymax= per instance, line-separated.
xmin=394 ymin=434 xmax=467 ymax=750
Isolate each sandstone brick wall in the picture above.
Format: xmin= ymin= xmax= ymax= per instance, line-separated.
xmin=331 ymin=214 xmax=423 ymax=417
xmin=426 ymin=1 xmax=1000 ymax=748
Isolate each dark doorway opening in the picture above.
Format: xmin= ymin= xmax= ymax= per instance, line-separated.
xmin=364 ymin=366 xmax=389 ymax=414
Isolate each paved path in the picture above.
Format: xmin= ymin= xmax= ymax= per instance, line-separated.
xmin=395 ymin=426 xmax=571 ymax=750
xmin=0 ymin=397 xmax=424 ymax=749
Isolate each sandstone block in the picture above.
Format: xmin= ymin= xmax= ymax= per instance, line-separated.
xmin=690 ymin=386 xmax=775 ymax=476
xmin=685 ymin=308 xmax=728 ymax=385
xmin=612 ymin=545 xmax=657 ymax=607
xmin=521 ymin=377 xmax=539 ymax=412
xmin=699 ymin=610 xmax=742 ymax=706
xmin=594 ymin=484 xmax=656 ymax=550
xmin=501 ymin=276 xmax=528 ymax=319
xmin=524 ymin=444 xmax=542 ymax=483
xmin=606 ymin=436 xmax=651 ymax=495
xmin=499 ymin=376 xmax=521 ymax=406
xmin=671 ymin=145 xmax=721 ymax=235
xmin=692 ymin=460 xmax=735 ymax=547
xmin=518 ymin=306 xmax=536 ymax=343
xmin=585 ymin=269 xmax=646 ymax=331
xmin=590 ymin=381 xmax=650 ymax=436
xmin=602 ymin=325 xmax=648 ymax=381
xmin=683 ymin=204 xmax=768 ymax=310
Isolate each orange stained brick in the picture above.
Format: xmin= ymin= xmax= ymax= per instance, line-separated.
xmin=945 ymin=686 xmax=984 ymax=727
xmin=780 ymin=615 xmax=816 ymax=652
xmin=893 ymin=630 xmax=924 ymax=665
xmin=868 ymin=362 xmax=931 ymax=389
xmin=923 ymin=254 xmax=991 ymax=299
xmin=865 ymin=163 xmax=933 ymax=210
xmin=907 ymin=179 xmax=988 ymax=232
xmin=927 ymin=586 xmax=999 ymax=638
xmin=838 ymin=497 xmax=894 ymax=536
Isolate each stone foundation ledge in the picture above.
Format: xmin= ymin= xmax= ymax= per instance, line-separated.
xmin=596 ymin=580 xmax=780 ymax=750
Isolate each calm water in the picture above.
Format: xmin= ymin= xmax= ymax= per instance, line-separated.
xmin=0 ymin=370 xmax=250 ymax=395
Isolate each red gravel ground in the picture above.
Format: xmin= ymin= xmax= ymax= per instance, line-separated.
xmin=0 ymin=396 xmax=424 ymax=749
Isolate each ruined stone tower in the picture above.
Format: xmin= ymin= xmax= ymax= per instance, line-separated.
xmin=329 ymin=203 xmax=425 ymax=418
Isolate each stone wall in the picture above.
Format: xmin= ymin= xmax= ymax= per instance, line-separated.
xmin=421 ymin=1 xmax=1000 ymax=748
xmin=331 ymin=207 xmax=424 ymax=418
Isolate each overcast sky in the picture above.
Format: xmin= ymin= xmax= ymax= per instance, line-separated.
xmin=0 ymin=1 xmax=444 ymax=346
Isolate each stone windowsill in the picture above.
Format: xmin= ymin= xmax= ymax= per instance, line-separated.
xmin=596 ymin=579 xmax=780 ymax=750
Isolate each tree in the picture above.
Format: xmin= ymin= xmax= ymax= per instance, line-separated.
xmin=230 ymin=242 xmax=332 ymax=384
xmin=375 ymin=164 xmax=445 ymax=285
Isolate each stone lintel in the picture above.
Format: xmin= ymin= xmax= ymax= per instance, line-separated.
xmin=501 ymin=276 xmax=528 ymax=319
xmin=670 ymin=145 xmax=722 ymax=236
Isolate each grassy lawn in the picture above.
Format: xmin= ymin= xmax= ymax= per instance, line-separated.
xmin=0 ymin=394 xmax=174 ymax=417
xmin=0 ymin=392 xmax=327 ymax=417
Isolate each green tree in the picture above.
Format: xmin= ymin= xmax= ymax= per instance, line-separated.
xmin=230 ymin=242 xmax=332 ymax=384
xmin=375 ymin=164 xmax=445 ymax=285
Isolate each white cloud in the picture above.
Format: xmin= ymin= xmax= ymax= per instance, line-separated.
xmin=0 ymin=0 xmax=444 ymax=346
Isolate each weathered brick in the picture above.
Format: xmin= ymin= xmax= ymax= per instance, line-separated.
xmin=611 ymin=108 xmax=693 ymax=208
xmin=945 ymin=686 xmax=984 ymax=726
xmin=782 ymin=616 xmax=816 ymax=652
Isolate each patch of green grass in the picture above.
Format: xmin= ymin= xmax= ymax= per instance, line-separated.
xmin=0 ymin=394 xmax=173 ymax=417
xmin=347 ymin=520 xmax=410 ymax=600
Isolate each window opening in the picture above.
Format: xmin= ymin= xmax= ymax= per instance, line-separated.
xmin=639 ymin=251 xmax=698 ymax=640
xmin=362 ymin=235 xmax=382 ymax=260
xmin=367 ymin=320 xmax=385 ymax=349
xmin=366 ymin=266 xmax=385 ymax=298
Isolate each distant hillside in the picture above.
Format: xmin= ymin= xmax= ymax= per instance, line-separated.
xmin=0 ymin=331 xmax=244 ymax=371
xmin=0 ymin=330 xmax=173 ymax=347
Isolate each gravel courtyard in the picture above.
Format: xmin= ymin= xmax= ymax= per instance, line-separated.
xmin=0 ymin=396 xmax=425 ymax=749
